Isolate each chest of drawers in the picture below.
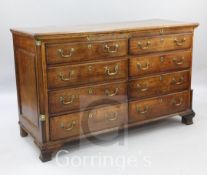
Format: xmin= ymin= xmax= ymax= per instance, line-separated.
xmin=11 ymin=19 xmax=199 ymax=162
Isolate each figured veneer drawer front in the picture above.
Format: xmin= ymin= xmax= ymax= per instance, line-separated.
xmin=130 ymin=27 xmax=195 ymax=38
xmin=50 ymin=104 xmax=128 ymax=141
xmin=46 ymin=39 xmax=128 ymax=65
xmin=129 ymin=50 xmax=192 ymax=77
xmin=48 ymin=81 xmax=128 ymax=114
xmin=47 ymin=59 xmax=128 ymax=89
xmin=129 ymin=70 xmax=190 ymax=99
xmin=130 ymin=34 xmax=192 ymax=55
xmin=129 ymin=91 xmax=190 ymax=123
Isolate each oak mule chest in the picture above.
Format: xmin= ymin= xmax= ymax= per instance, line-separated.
xmin=11 ymin=20 xmax=199 ymax=162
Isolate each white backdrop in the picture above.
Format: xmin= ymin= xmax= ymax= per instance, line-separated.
xmin=0 ymin=1 xmax=207 ymax=175
xmin=0 ymin=0 xmax=207 ymax=92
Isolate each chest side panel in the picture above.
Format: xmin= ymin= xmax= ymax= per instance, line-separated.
xmin=13 ymin=34 xmax=42 ymax=142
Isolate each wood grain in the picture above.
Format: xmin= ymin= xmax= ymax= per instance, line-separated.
xmin=50 ymin=103 xmax=128 ymax=141
xmin=129 ymin=50 xmax=192 ymax=77
xmin=130 ymin=34 xmax=192 ymax=55
xmin=10 ymin=20 xmax=198 ymax=162
xmin=129 ymin=70 xmax=190 ymax=99
xmin=47 ymin=58 xmax=128 ymax=89
xmin=46 ymin=39 xmax=128 ymax=64
xmin=48 ymin=81 xmax=128 ymax=114
xmin=129 ymin=91 xmax=190 ymax=123
xmin=11 ymin=19 xmax=198 ymax=38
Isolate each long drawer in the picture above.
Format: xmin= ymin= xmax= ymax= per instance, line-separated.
xmin=129 ymin=50 xmax=192 ymax=77
xmin=130 ymin=34 xmax=192 ymax=55
xmin=47 ymin=58 xmax=128 ymax=89
xmin=129 ymin=91 xmax=190 ymax=123
xmin=48 ymin=81 xmax=128 ymax=114
xmin=46 ymin=39 xmax=128 ymax=65
xmin=50 ymin=103 xmax=128 ymax=141
xmin=129 ymin=70 xmax=190 ymax=99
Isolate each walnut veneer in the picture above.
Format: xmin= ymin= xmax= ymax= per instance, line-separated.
xmin=11 ymin=19 xmax=199 ymax=162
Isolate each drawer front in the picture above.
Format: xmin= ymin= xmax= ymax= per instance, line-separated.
xmin=46 ymin=39 xmax=128 ymax=64
xmin=130 ymin=34 xmax=192 ymax=55
xmin=50 ymin=104 xmax=128 ymax=141
xmin=129 ymin=70 xmax=190 ymax=99
xmin=48 ymin=59 xmax=128 ymax=89
xmin=129 ymin=91 xmax=190 ymax=123
xmin=49 ymin=81 xmax=128 ymax=114
xmin=130 ymin=51 xmax=192 ymax=77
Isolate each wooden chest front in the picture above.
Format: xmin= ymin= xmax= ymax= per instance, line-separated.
xmin=11 ymin=19 xmax=198 ymax=162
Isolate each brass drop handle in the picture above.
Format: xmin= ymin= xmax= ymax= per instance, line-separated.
xmin=173 ymin=57 xmax=184 ymax=65
xmin=60 ymin=121 xmax=76 ymax=131
xmin=137 ymin=41 xmax=151 ymax=50
xmin=58 ymin=70 xmax=75 ymax=81
xmin=171 ymin=76 xmax=184 ymax=85
xmin=88 ymin=112 xmax=118 ymax=121
xmin=137 ymin=106 xmax=149 ymax=115
xmin=105 ymin=64 xmax=119 ymax=76
xmin=104 ymin=44 xmax=119 ymax=53
xmin=174 ymin=38 xmax=186 ymax=46
xmin=137 ymin=83 xmax=148 ymax=92
xmin=106 ymin=112 xmax=118 ymax=121
xmin=172 ymin=98 xmax=183 ymax=107
xmin=105 ymin=88 xmax=119 ymax=97
xmin=58 ymin=48 xmax=75 ymax=58
xmin=137 ymin=62 xmax=150 ymax=71
xmin=60 ymin=95 xmax=75 ymax=105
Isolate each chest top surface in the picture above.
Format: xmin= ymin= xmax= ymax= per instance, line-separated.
xmin=11 ymin=19 xmax=198 ymax=38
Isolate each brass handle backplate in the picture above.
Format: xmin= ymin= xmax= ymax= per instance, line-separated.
xmin=60 ymin=95 xmax=76 ymax=105
xmin=174 ymin=38 xmax=186 ymax=46
xmin=105 ymin=64 xmax=119 ymax=76
xmin=137 ymin=83 xmax=148 ymax=92
xmin=58 ymin=48 xmax=75 ymax=58
xmin=105 ymin=88 xmax=119 ymax=97
xmin=172 ymin=98 xmax=183 ymax=107
xmin=58 ymin=70 xmax=75 ymax=81
xmin=104 ymin=44 xmax=119 ymax=53
xmin=171 ymin=76 xmax=184 ymax=85
xmin=173 ymin=57 xmax=184 ymax=65
xmin=88 ymin=112 xmax=94 ymax=119
xmin=88 ymin=88 xmax=94 ymax=95
xmin=137 ymin=106 xmax=149 ymax=115
xmin=137 ymin=62 xmax=150 ymax=71
xmin=106 ymin=112 xmax=118 ymax=121
xmin=60 ymin=121 xmax=76 ymax=131
xmin=137 ymin=41 xmax=151 ymax=50
xmin=160 ymin=56 xmax=165 ymax=63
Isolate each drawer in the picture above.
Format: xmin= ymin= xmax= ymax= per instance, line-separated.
xmin=129 ymin=70 xmax=190 ymax=99
xmin=130 ymin=27 xmax=195 ymax=38
xmin=130 ymin=50 xmax=192 ymax=77
xmin=46 ymin=39 xmax=128 ymax=65
xmin=130 ymin=34 xmax=192 ymax=55
xmin=47 ymin=59 xmax=128 ymax=89
xmin=129 ymin=91 xmax=190 ymax=123
xmin=49 ymin=81 xmax=128 ymax=114
xmin=50 ymin=103 xmax=128 ymax=141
